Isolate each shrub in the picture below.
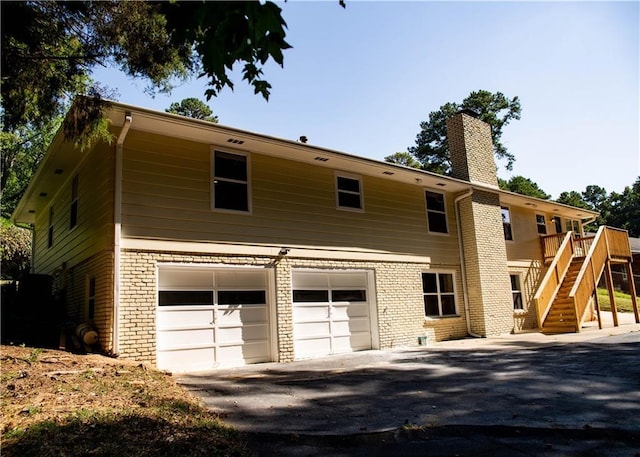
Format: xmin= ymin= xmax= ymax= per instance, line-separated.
xmin=1 ymin=218 xmax=31 ymax=279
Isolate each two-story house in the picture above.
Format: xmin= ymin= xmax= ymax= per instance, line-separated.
xmin=13 ymin=99 xmax=634 ymax=373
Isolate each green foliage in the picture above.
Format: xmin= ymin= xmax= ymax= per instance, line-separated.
xmin=384 ymin=152 xmax=421 ymax=169
xmin=166 ymin=98 xmax=218 ymax=123
xmin=498 ymin=176 xmax=550 ymax=199
xmin=0 ymin=218 xmax=32 ymax=279
xmin=1 ymin=1 xmax=291 ymax=133
xmin=408 ymin=90 xmax=521 ymax=174
xmin=557 ymin=177 xmax=640 ymax=236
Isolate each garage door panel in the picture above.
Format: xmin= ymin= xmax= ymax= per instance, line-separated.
xmin=346 ymin=317 xmax=372 ymax=332
xmin=217 ymin=323 xmax=269 ymax=342
xmin=158 ymin=328 xmax=214 ymax=348
xmin=293 ymin=304 xmax=329 ymax=321
xmin=294 ymin=338 xmax=332 ymax=358
xmin=329 ymin=273 xmax=367 ymax=288
xmin=347 ymin=303 xmax=370 ymax=317
xmin=294 ymin=321 xmax=331 ymax=338
xmin=157 ymin=308 xmax=214 ymax=328
xmin=217 ymin=305 xmax=268 ymax=324
xmin=157 ymin=347 xmax=216 ymax=372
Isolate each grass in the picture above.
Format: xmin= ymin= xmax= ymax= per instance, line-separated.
xmin=597 ymin=288 xmax=637 ymax=313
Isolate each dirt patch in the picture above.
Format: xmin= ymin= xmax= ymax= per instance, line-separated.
xmin=1 ymin=345 xmax=250 ymax=456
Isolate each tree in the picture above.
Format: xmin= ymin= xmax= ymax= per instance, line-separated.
xmin=384 ymin=152 xmax=421 ymax=169
xmin=408 ymin=90 xmax=521 ymax=174
xmin=1 ymin=114 xmax=63 ymax=218
xmin=166 ymin=98 xmax=218 ymax=123
xmin=0 ymin=218 xmax=31 ymax=279
xmin=607 ymin=178 xmax=640 ymax=237
xmin=1 ymin=1 xmax=292 ymax=133
xmin=556 ymin=191 xmax=591 ymax=210
xmin=498 ymin=176 xmax=550 ymax=199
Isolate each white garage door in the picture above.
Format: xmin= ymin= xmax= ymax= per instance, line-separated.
xmin=157 ymin=267 xmax=272 ymax=372
xmin=292 ymin=270 xmax=373 ymax=360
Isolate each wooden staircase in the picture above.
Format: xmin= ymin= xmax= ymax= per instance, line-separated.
xmin=535 ymin=226 xmax=638 ymax=334
xmin=541 ymin=258 xmax=582 ymax=334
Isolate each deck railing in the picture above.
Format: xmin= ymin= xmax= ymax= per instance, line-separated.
xmin=534 ymin=231 xmax=574 ymax=329
xmin=540 ymin=233 xmax=595 ymax=264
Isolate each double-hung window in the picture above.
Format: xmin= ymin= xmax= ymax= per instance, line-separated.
xmin=510 ymin=274 xmax=523 ymax=311
xmin=501 ymin=206 xmax=513 ymax=241
xmin=212 ymin=150 xmax=250 ymax=212
xmin=535 ymin=214 xmax=547 ymax=235
xmin=70 ymin=174 xmax=79 ymax=229
xmin=335 ymin=173 xmax=363 ymax=210
xmin=422 ymin=272 xmax=457 ymax=317
xmin=425 ymin=191 xmax=448 ymax=234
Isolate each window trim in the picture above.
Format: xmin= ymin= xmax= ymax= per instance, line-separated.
xmin=510 ymin=273 xmax=524 ymax=312
xmin=421 ymin=270 xmax=458 ymax=318
xmin=87 ymin=276 xmax=96 ymax=320
xmin=48 ymin=205 xmax=54 ymax=248
xmin=535 ymin=213 xmax=547 ymax=235
xmin=424 ymin=189 xmax=449 ymax=235
xmin=335 ymin=171 xmax=364 ymax=212
xmin=70 ymin=174 xmax=79 ymax=230
xmin=210 ymin=149 xmax=252 ymax=214
xmin=501 ymin=206 xmax=514 ymax=242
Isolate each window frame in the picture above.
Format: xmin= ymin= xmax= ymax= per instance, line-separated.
xmin=210 ymin=149 xmax=252 ymax=214
xmin=501 ymin=206 xmax=514 ymax=241
xmin=421 ymin=270 xmax=458 ymax=318
xmin=535 ymin=213 xmax=547 ymax=235
xmin=335 ymin=171 xmax=364 ymax=212
xmin=87 ymin=276 xmax=96 ymax=320
xmin=48 ymin=205 xmax=54 ymax=248
xmin=70 ymin=174 xmax=79 ymax=230
xmin=424 ymin=189 xmax=449 ymax=235
xmin=510 ymin=273 xmax=524 ymax=311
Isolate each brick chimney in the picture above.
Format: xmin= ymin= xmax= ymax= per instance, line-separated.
xmin=446 ymin=110 xmax=514 ymax=337
xmin=446 ymin=110 xmax=498 ymax=187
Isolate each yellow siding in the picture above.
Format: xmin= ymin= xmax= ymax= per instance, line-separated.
xmin=505 ymin=205 xmax=545 ymax=263
xmin=33 ymin=141 xmax=115 ymax=274
xmin=120 ymin=131 xmax=460 ymax=263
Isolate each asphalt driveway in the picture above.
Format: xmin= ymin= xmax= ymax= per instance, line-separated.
xmin=177 ymin=321 xmax=640 ymax=455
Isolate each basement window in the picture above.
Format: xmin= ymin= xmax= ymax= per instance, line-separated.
xmin=510 ymin=274 xmax=523 ymax=311
xmin=422 ymin=272 xmax=457 ymax=317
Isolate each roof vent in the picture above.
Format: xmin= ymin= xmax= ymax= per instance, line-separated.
xmin=227 ymin=138 xmax=245 ymax=145
xmin=314 ymin=156 xmax=329 ymax=162
xmin=382 ymin=171 xmax=394 ymax=175
xmin=457 ymin=108 xmax=479 ymax=118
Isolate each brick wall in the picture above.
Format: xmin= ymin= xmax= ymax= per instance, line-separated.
xmin=60 ymin=250 xmax=114 ymax=351
xmin=118 ymin=249 xmax=468 ymax=364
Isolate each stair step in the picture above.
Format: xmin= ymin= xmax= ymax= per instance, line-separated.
xmin=542 ymin=326 xmax=578 ymax=334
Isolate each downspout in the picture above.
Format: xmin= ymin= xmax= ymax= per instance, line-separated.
xmin=454 ymin=188 xmax=482 ymax=338
xmin=113 ymin=113 xmax=132 ymax=354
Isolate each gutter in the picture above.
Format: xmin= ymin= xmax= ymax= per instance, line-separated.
xmin=113 ymin=113 xmax=132 ymax=354
xmin=454 ymin=188 xmax=482 ymax=338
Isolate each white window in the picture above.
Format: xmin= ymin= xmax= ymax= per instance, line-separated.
xmin=70 ymin=174 xmax=79 ymax=229
xmin=501 ymin=206 xmax=513 ymax=241
xmin=422 ymin=272 xmax=457 ymax=317
xmin=536 ymin=214 xmax=547 ymax=235
xmin=335 ymin=173 xmax=363 ymax=210
xmin=212 ymin=150 xmax=250 ymax=212
xmin=510 ymin=274 xmax=523 ymax=311
xmin=425 ymin=190 xmax=448 ymax=234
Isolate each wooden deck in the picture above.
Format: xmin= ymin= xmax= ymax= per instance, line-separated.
xmin=534 ymin=227 xmax=639 ymax=333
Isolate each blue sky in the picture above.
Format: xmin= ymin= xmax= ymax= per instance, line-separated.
xmin=92 ymin=1 xmax=639 ymax=199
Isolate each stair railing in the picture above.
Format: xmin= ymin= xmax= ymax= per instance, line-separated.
xmin=568 ymin=226 xmax=631 ymax=327
xmin=534 ymin=231 xmax=575 ymax=329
